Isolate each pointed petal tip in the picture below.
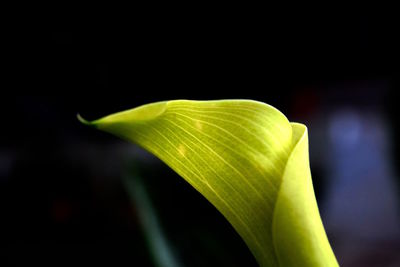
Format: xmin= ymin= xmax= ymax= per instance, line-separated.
xmin=77 ymin=113 xmax=96 ymax=126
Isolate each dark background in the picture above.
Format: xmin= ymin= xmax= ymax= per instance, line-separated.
xmin=1 ymin=11 xmax=399 ymax=266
